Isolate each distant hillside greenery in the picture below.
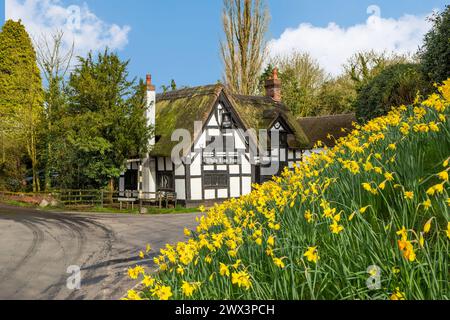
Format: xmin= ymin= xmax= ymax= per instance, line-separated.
xmin=126 ymin=80 xmax=449 ymax=300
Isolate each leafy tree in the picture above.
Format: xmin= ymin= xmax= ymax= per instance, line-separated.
xmin=344 ymin=50 xmax=411 ymax=90
xmin=54 ymin=49 xmax=152 ymax=189
xmin=0 ymin=20 xmax=44 ymax=191
xmin=35 ymin=30 xmax=74 ymax=190
xmin=260 ymin=52 xmax=327 ymax=116
xmin=316 ymin=75 xmax=357 ymax=116
xmin=419 ymin=5 xmax=450 ymax=85
xmin=221 ymin=0 xmax=269 ymax=95
xmin=355 ymin=63 xmax=430 ymax=122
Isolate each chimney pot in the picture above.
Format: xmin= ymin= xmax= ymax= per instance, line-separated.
xmin=265 ymin=68 xmax=282 ymax=102
xmin=146 ymin=74 xmax=155 ymax=91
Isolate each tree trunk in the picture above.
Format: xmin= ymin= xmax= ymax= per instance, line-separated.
xmin=108 ymin=178 xmax=114 ymax=204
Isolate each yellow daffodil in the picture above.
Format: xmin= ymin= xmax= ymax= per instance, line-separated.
xmin=438 ymin=170 xmax=449 ymax=181
xmin=181 ymin=281 xmax=199 ymax=297
xmin=267 ymin=235 xmax=275 ymax=247
xmin=419 ymin=233 xmax=425 ymax=248
xmin=390 ymin=288 xmax=406 ymax=300
xmin=396 ymin=226 xmax=408 ymax=241
xmin=142 ymin=275 xmax=155 ymax=288
xmin=422 ymin=199 xmax=432 ymax=210
xmin=404 ymin=191 xmax=414 ymax=200
xmin=126 ymin=290 xmax=142 ymax=300
xmin=219 ymin=263 xmax=230 ymax=277
xmin=127 ymin=265 xmax=144 ymax=280
xmin=423 ymin=218 xmax=433 ymax=234
xmin=273 ymin=257 xmax=286 ymax=269
xmin=323 ymin=207 xmax=336 ymax=218
xmin=392 ymin=267 xmax=400 ymax=275
xmin=360 ymin=206 xmax=370 ymax=214
xmin=330 ymin=221 xmax=344 ymax=234
xmin=176 ymin=266 xmax=184 ymax=276
xmin=232 ymin=260 xmax=242 ymax=270
xmin=384 ymin=172 xmax=394 ymax=181
xmin=303 ymin=246 xmax=319 ymax=263
xmin=348 ymin=212 xmax=356 ymax=221
xmin=231 ymin=271 xmax=252 ymax=290
xmin=398 ymin=239 xmax=416 ymax=262
xmin=446 ymin=222 xmax=450 ymax=240
xmin=151 ymin=285 xmax=173 ymax=300
xmin=304 ymin=210 xmax=313 ymax=223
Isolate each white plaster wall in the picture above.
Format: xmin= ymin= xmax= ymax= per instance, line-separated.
xmin=241 ymin=153 xmax=251 ymax=174
xmin=175 ymin=163 xmax=185 ymax=176
xmin=230 ymin=177 xmax=240 ymax=197
xmin=229 ymin=165 xmax=240 ymax=175
xmin=208 ymin=128 xmax=220 ymax=136
xmin=242 ymin=177 xmax=252 ymax=195
xmin=204 ymin=189 xmax=215 ymax=200
xmin=175 ymin=179 xmax=186 ymax=200
xmin=165 ymin=157 xmax=173 ymax=171
xmin=190 ymin=178 xmax=202 ymax=200
xmin=280 ymin=148 xmax=286 ymax=162
xmin=208 ymin=113 xmax=219 ymax=127
xmin=217 ymin=189 xmax=228 ymax=199
xmin=190 ymin=153 xmax=202 ymax=176
xmin=288 ymin=150 xmax=294 ymax=160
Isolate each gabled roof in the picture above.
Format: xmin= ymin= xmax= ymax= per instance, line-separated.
xmin=150 ymin=84 xmax=310 ymax=156
xmin=151 ymin=85 xmax=221 ymax=156
xmin=297 ymin=113 xmax=357 ymax=149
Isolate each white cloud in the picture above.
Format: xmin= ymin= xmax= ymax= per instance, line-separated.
xmin=268 ymin=7 xmax=433 ymax=76
xmin=5 ymin=0 xmax=131 ymax=59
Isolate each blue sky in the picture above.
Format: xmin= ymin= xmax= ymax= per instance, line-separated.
xmin=1 ymin=0 xmax=448 ymax=91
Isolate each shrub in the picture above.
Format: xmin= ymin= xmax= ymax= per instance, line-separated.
xmin=126 ymin=80 xmax=450 ymax=300
xmin=419 ymin=5 xmax=450 ymax=85
xmin=355 ymin=63 xmax=429 ymax=123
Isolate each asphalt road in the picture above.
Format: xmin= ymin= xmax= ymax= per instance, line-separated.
xmin=0 ymin=204 xmax=200 ymax=300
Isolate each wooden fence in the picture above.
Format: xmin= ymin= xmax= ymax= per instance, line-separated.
xmin=0 ymin=189 xmax=177 ymax=210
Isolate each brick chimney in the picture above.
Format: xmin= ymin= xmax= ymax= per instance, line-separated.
xmin=265 ymin=68 xmax=281 ymax=102
xmin=146 ymin=74 xmax=156 ymax=147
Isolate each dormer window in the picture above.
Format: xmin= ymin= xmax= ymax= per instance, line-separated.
xmin=221 ymin=112 xmax=232 ymax=129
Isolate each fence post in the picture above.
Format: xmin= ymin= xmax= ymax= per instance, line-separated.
xmin=139 ymin=190 xmax=143 ymax=214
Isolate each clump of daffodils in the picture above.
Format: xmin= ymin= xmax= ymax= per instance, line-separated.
xmin=126 ymin=80 xmax=450 ymax=300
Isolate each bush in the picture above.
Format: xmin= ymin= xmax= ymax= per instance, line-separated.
xmin=355 ymin=63 xmax=429 ymax=123
xmin=419 ymin=5 xmax=450 ymax=85
xmin=126 ymin=80 xmax=450 ymax=300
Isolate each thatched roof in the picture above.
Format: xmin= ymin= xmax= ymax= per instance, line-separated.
xmin=152 ymin=85 xmax=221 ymax=156
xmin=150 ymin=84 xmax=310 ymax=156
xmin=297 ymin=113 xmax=357 ymax=149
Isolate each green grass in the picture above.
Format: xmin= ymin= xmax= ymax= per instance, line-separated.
xmin=1 ymin=198 xmax=200 ymax=215
xmin=43 ymin=204 xmax=199 ymax=215
xmin=0 ymin=199 xmax=35 ymax=208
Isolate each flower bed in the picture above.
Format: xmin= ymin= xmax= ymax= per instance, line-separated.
xmin=126 ymin=80 xmax=450 ymax=300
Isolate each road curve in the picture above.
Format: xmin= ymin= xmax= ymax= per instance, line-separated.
xmin=0 ymin=204 xmax=200 ymax=300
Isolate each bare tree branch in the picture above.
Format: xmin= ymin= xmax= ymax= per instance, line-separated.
xmin=221 ymin=0 xmax=269 ymax=95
